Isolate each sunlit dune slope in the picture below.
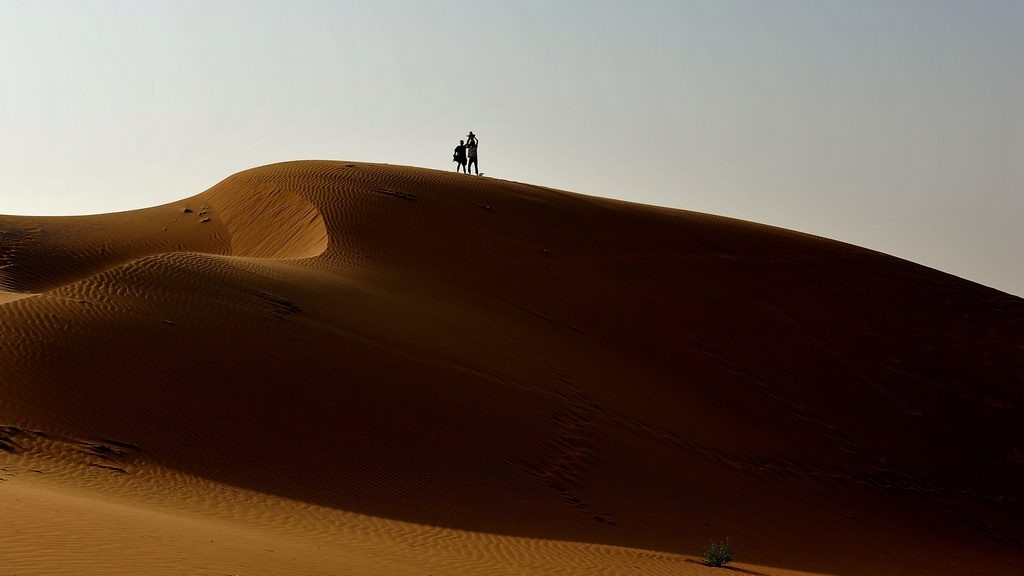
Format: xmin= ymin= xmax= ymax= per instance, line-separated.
xmin=0 ymin=178 xmax=325 ymax=292
xmin=1 ymin=160 xmax=1022 ymax=576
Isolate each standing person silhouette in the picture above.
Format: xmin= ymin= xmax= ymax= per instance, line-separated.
xmin=453 ymin=139 xmax=467 ymax=173
xmin=465 ymin=131 xmax=479 ymax=175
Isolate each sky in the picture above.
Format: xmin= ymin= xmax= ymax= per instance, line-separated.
xmin=0 ymin=1 xmax=1021 ymax=296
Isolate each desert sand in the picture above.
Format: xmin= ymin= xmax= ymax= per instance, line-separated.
xmin=1 ymin=160 xmax=1022 ymax=576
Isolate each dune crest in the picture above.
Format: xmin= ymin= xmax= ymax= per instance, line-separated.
xmin=1 ymin=161 xmax=1022 ymax=576
xmin=0 ymin=175 xmax=326 ymax=293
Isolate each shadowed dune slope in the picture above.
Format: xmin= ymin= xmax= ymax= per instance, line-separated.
xmin=1 ymin=160 xmax=1023 ymax=576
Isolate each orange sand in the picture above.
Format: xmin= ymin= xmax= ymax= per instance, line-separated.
xmin=1 ymin=161 xmax=1022 ymax=575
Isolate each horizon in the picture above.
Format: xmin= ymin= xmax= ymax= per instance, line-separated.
xmin=0 ymin=0 xmax=1021 ymax=296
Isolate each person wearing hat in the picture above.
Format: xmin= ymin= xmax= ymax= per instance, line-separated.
xmin=466 ymin=131 xmax=479 ymax=175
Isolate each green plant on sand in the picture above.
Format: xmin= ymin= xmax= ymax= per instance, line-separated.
xmin=700 ymin=537 xmax=733 ymax=567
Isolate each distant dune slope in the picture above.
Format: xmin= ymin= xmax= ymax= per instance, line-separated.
xmin=1 ymin=161 xmax=1022 ymax=575
xmin=0 ymin=178 xmax=325 ymax=292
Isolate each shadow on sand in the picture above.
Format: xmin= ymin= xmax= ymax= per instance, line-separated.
xmin=683 ymin=558 xmax=771 ymax=576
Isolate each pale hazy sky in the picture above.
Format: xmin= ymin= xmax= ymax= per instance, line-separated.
xmin=1 ymin=1 xmax=1021 ymax=296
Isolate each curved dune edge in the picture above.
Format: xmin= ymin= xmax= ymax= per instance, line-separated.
xmin=201 ymin=174 xmax=328 ymax=260
xmin=0 ymin=176 xmax=326 ymax=293
xmin=1 ymin=161 xmax=1023 ymax=576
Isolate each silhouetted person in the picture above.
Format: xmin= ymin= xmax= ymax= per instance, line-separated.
xmin=466 ymin=131 xmax=479 ymax=175
xmin=453 ymin=140 xmax=467 ymax=173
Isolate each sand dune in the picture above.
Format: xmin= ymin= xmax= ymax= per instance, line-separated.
xmin=1 ymin=160 xmax=1022 ymax=575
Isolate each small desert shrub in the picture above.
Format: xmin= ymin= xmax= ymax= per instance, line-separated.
xmin=700 ymin=537 xmax=733 ymax=567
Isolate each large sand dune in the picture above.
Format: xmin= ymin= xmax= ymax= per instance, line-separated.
xmin=1 ymin=161 xmax=1022 ymax=575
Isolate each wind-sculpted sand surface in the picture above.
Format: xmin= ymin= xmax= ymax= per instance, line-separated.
xmin=1 ymin=161 xmax=1022 ymax=575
